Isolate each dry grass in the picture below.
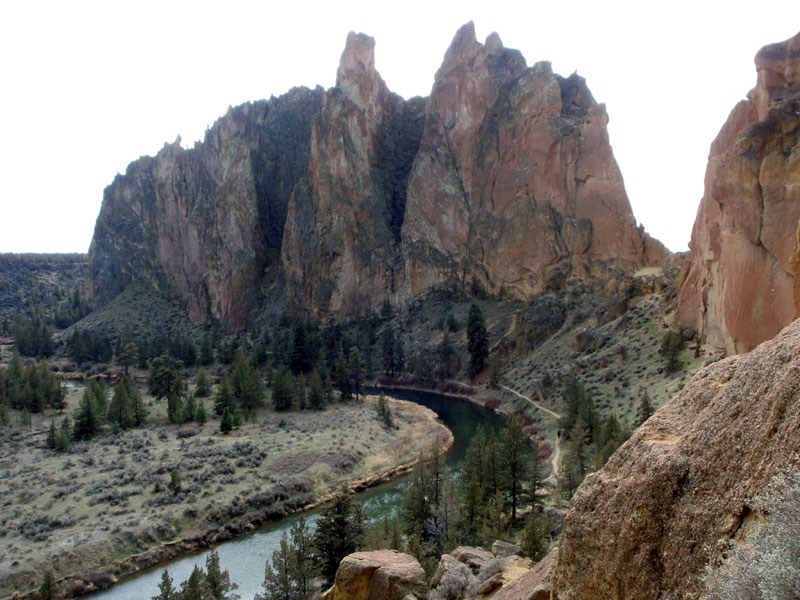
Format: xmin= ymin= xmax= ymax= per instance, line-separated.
xmin=0 ymin=387 xmax=448 ymax=597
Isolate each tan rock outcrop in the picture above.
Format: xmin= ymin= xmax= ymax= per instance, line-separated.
xmin=552 ymin=316 xmax=800 ymax=599
xmin=677 ymin=31 xmax=800 ymax=354
xmin=428 ymin=543 xmax=554 ymax=600
xmin=322 ymin=550 xmax=428 ymax=600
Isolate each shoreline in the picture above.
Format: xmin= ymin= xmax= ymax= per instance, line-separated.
xmin=7 ymin=397 xmax=453 ymax=600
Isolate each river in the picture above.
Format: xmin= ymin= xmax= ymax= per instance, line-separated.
xmin=87 ymin=388 xmax=506 ymax=600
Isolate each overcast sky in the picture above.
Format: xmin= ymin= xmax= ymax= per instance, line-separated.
xmin=1 ymin=0 xmax=797 ymax=253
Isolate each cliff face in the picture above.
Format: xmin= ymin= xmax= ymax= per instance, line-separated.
xmin=677 ymin=31 xmax=800 ymax=354
xmin=402 ymin=23 xmax=664 ymax=299
xmin=88 ymin=24 xmax=663 ymax=328
xmin=552 ymin=317 xmax=800 ymax=600
xmin=281 ymin=33 xmax=424 ymax=319
xmin=87 ymin=88 xmax=324 ymax=331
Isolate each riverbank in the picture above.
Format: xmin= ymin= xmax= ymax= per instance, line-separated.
xmin=0 ymin=395 xmax=452 ymax=599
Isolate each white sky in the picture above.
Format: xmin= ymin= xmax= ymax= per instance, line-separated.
xmin=0 ymin=0 xmax=797 ymax=253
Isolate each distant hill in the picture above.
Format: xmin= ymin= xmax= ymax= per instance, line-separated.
xmin=0 ymin=253 xmax=87 ymax=329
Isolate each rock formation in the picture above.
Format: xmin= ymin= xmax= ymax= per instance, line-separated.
xmin=552 ymin=317 xmax=800 ymax=599
xmin=321 ymin=550 xmax=428 ymax=600
xmin=87 ymin=88 xmax=324 ymax=331
xmin=402 ymin=23 xmax=664 ymax=300
xmin=88 ymin=23 xmax=664 ymax=329
xmin=677 ymin=31 xmax=800 ymax=354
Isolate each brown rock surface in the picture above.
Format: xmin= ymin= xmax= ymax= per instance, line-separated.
xmin=323 ymin=550 xmax=428 ymax=600
xmin=402 ymin=22 xmax=664 ymax=300
xmin=87 ymin=87 xmax=324 ymax=331
xmin=551 ymin=317 xmax=800 ymax=599
xmin=88 ymin=24 xmax=665 ymax=328
xmin=677 ymin=31 xmax=800 ymax=354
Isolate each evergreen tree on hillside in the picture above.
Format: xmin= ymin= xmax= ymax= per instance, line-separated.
xmin=39 ymin=571 xmax=57 ymax=600
xmin=153 ymin=570 xmax=178 ymax=600
xmin=214 ymin=377 xmax=234 ymax=416
xmin=335 ymin=353 xmax=351 ymax=401
xmin=500 ymin=413 xmax=530 ymax=521
xmin=180 ymin=565 xmax=212 ymax=600
xmin=231 ymin=350 xmax=263 ymax=411
xmin=205 ymin=550 xmax=239 ymax=600
xmin=467 ymin=304 xmax=488 ymax=377
xmin=347 ymin=346 xmax=366 ymax=401
xmin=73 ymin=388 xmax=99 ymax=440
xmin=636 ymin=390 xmax=654 ymax=427
xmin=313 ymin=491 xmax=366 ymax=580
xmin=219 ymin=408 xmax=233 ymax=434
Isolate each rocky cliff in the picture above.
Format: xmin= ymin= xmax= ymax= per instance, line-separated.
xmin=88 ymin=24 xmax=664 ymax=329
xmin=87 ymin=87 xmax=324 ymax=331
xmin=551 ymin=316 xmax=800 ymax=599
xmin=402 ymin=23 xmax=664 ymax=300
xmin=677 ymin=31 xmax=800 ymax=354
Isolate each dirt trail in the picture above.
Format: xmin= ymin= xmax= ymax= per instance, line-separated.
xmin=499 ymin=383 xmax=562 ymax=480
xmin=500 ymin=384 xmax=562 ymax=420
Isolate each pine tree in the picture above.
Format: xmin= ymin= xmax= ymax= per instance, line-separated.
xmin=118 ymin=342 xmax=138 ymax=378
xmin=347 ymin=347 xmax=366 ymax=401
xmin=108 ymin=381 xmax=133 ymax=430
xmin=520 ymin=509 xmax=550 ymax=562
xmin=180 ymin=565 xmax=212 ymax=600
xmin=39 ymin=570 xmax=57 ymax=600
xmin=500 ymin=413 xmax=530 ymax=522
xmin=86 ymin=380 xmax=107 ymax=425
xmin=308 ymin=370 xmax=325 ymax=410
xmin=152 ymin=570 xmax=178 ymax=600
xmin=661 ymin=330 xmax=685 ymax=373
xmin=194 ymin=369 xmax=211 ymax=398
xmin=196 ymin=402 xmax=208 ymax=425
xmin=257 ymin=532 xmax=293 ymax=600
xmin=46 ymin=420 xmax=57 ymax=449
xmin=220 ymin=407 xmax=233 ymax=434
xmin=289 ymin=322 xmax=310 ymax=375
xmin=466 ymin=304 xmax=488 ymax=377
xmin=72 ymin=388 xmax=98 ymax=440
xmin=313 ymin=491 xmax=366 ymax=580
xmin=480 ymin=490 xmax=507 ymax=545
xmin=214 ymin=377 xmax=234 ymax=416
xmin=205 ymin=550 xmax=239 ymax=600
xmin=56 ymin=416 xmax=71 ymax=452
xmin=271 ymin=369 xmax=293 ymax=412
xmin=636 ymin=390 xmax=654 ymax=427
xmin=288 ymin=516 xmax=316 ymax=600
xmin=127 ymin=378 xmax=147 ymax=426
xmin=231 ymin=349 xmax=263 ymax=412
xmin=335 ymin=354 xmax=351 ymax=401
